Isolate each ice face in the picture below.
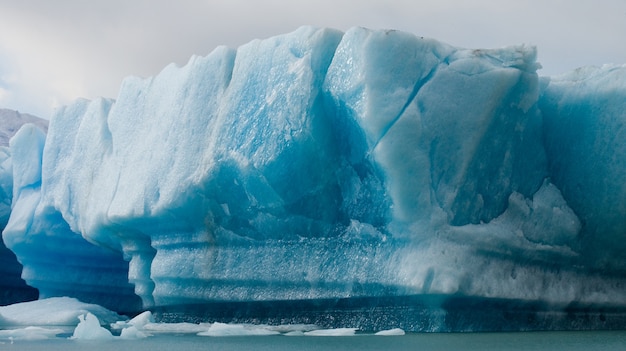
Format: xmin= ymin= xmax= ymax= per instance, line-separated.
xmin=324 ymin=29 xmax=546 ymax=227
xmin=2 ymin=26 xmax=626 ymax=330
xmin=540 ymin=64 xmax=626 ymax=270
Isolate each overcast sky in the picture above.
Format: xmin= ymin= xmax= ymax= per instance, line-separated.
xmin=0 ymin=0 xmax=625 ymax=119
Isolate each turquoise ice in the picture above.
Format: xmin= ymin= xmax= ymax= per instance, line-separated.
xmin=2 ymin=26 xmax=626 ymax=330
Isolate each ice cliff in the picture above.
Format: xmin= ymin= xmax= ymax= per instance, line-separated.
xmin=2 ymin=26 xmax=626 ymax=330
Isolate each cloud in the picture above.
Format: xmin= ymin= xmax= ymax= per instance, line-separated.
xmin=0 ymin=86 xmax=8 ymax=105
xmin=0 ymin=0 xmax=624 ymax=118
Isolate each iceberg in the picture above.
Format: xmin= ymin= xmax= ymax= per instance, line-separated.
xmin=2 ymin=26 xmax=626 ymax=331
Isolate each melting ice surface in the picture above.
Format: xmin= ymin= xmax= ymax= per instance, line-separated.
xmin=1 ymin=26 xmax=626 ymax=332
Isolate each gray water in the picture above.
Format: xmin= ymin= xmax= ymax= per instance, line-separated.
xmin=3 ymin=331 xmax=626 ymax=351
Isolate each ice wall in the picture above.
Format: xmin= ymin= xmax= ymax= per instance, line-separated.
xmin=2 ymin=27 xmax=626 ymax=323
xmin=324 ymin=30 xmax=547 ymax=227
xmin=541 ymin=64 xmax=626 ymax=270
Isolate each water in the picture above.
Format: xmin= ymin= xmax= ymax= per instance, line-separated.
xmin=3 ymin=331 xmax=626 ymax=351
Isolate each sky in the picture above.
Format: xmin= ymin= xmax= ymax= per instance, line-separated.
xmin=0 ymin=0 xmax=625 ymax=119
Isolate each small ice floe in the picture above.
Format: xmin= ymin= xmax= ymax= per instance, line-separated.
xmin=265 ymin=324 xmax=319 ymax=334
xmin=303 ymin=328 xmax=358 ymax=336
xmin=73 ymin=312 xmax=151 ymax=340
xmin=111 ymin=310 xmax=209 ymax=335
xmin=111 ymin=310 xmax=154 ymax=330
xmin=143 ymin=322 xmax=210 ymax=334
xmin=0 ymin=297 xmax=124 ymax=327
xmin=119 ymin=326 xmax=150 ymax=339
xmin=111 ymin=310 xmax=155 ymax=335
xmin=198 ymin=322 xmax=280 ymax=336
xmin=269 ymin=324 xmax=319 ymax=336
xmin=375 ymin=328 xmax=406 ymax=336
xmin=0 ymin=326 xmax=65 ymax=341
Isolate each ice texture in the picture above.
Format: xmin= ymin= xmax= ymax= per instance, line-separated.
xmin=2 ymin=26 xmax=626 ymax=331
xmin=540 ymin=64 xmax=626 ymax=270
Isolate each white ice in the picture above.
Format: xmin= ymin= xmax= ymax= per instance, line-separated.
xmin=198 ymin=322 xmax=280 ymax=337
xmin=375 ymin=328 xmax=406 ymax=336
xmin=0 ymin=297 xmax=124 ymax=327
xmin=0 ymin=326 xmax=65 ymax=341
xmin=71 ymin=313 xmax=114 ymax=340
xmin=304 ymin=328 xmax=358 ymax=336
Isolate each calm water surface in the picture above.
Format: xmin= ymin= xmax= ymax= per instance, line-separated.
xmin=3 ymin=331 xmax=626 ymax=351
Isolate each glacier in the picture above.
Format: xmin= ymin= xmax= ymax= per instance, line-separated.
xmin=2 ymin=26 xmax=626 ymax=331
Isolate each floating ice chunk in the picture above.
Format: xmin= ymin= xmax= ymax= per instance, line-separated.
xmin=110 ymin=311 xmax=154 ymax=339
xmin=266 ymin=324 xmax=319 ymax=333
xmin=119 ymin=326 xmax=150 ymax=339
xmin=0 ymin=297 xmax=124 ymax=327
xmin=0 ymin=326 xmax=65 ymax=341
xmin=198 ymin=322 xmax=280 ymax=336
xmin=143 ymin=322 xmax=210 ymax=334
xmin=304 ymin=328 xmax=358 ymax=336
xmin=112 ymin=310 xmax=154 ymax=331
xmin=71 ymin=313 xmax=114 ymax=340
xmin=128 ymin=310 xmax=154 ymax=327
xmin=375 ymin=328 xmax=406 ymax=336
